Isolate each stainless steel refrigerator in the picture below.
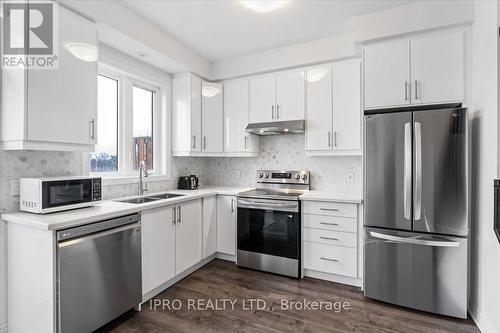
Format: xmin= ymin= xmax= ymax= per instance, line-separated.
xmin=363 ymin=106 xmax=468 ymax=319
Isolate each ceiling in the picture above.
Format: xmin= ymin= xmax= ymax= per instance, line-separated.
xmin=120 ymin=0 xmax=415 ymax=62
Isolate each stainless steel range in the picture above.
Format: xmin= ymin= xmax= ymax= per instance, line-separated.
xmin=237 ymin=170 xmax=310 ymax=278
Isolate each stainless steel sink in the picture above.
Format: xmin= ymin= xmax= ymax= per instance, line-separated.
xmin=117 ymin=197 xmax=161 ymax=204
xmin=149 ymin=193 xmax=185 ymax=200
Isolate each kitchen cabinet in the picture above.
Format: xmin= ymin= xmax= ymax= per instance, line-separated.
xmin=217 ymin=195 xmax=237 ymax=256
xmin=306 ymin=59 xmax=361 ymax=155
xmin=364 ymin=31 xmax=464 ymax=109
xmin=249 ymin=69 xmax=305 ymax=123
xmin=1 ymin=4 xmax=98 ymax=151
xmin=201 ymin=82 xmax=223 ymax=153
xmin=172 ymin=74 xmax=202 ymax=154
xmin=202 ymin=196 xmax=217 ymax=258
xmin=223 ymin=79 xmax=259 ymax=154
xmin=141 ymin=206 xmax=176 ymax=296
xmin=175 ymin=199 xmax=203 ymax=274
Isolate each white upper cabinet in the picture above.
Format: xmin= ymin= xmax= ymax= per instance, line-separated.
xmin=364 ymin=39 xmax=410 ymax=109
xmin=364 ymin=31 xmax=464 ymax=109
xmin=306 ymin=67 xmax=333 ymax=151
xmin=275 ymin=70 xmax=305 ymax=121
xmin=223 ymin=80 xmax=259 ymax=154
xmin=1 ymin=4 xmax=98 ymax=151
xmin=333 ymin=59 xmax=362 ymax=151
xmin=249 ymin=75 xmax=276 ymax=123
xmin=201 ymin=82 xmax=223 ymax=153
xmin=172 ymin=74 xmax=202 ymax=155
xmin=410 ymin=32 xmax=464 ymax=105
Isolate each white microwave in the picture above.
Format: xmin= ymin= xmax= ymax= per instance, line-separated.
xmin=20 ymin=176 xmax=102 ymax=214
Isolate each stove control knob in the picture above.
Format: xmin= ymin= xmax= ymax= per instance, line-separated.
xmin=264 ymin=173 xmax=270 ymax=178
xmin=258 ymin=173 xmax=264 ymax=178
xmin=301 ymin=174 xmax=308 ymax=180
xmin=295 ymin=174 xmax=301 ymax=180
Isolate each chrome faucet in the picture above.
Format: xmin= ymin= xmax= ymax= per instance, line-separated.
xmin=138 ymin=161 xmax=148 ymax=196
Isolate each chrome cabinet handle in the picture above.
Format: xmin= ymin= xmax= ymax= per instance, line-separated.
xmin=327 ymin=131 xmax=331 ymax=147
xmin=320 ymin=236 xmax=339 ymax=241
xmin=177 ymin=206 xmax=181 ymax=223
xmin=414 ymin=80 xmax=418 ymax=100
xmin=404 ymin=122 xmax=412 ymax=220
xmin=333 ymin=131 xmax=337 ymax=147
xmin=404 ymin=81 xmax=408 ymax=101
xmin=320 ymin=222 xmax=339 ymax=226
xmin=320 ymin=208 xmax=339 ymax=212
xmin=192 ymin=135 xmax=196 ymax=149
xmin=276 ymin=105 xmax=280 ymax=119
xmin=414 ymin=122 xmax=422 ymax=220
xmin=320 ymin=257 xmax=339 ymax=262
xmin=271 ymin=105 xmax=275 ymax=119
xmin=203 ymin=136 xmax=207 ymax=150
xmin=172 ymin=208 xmax=177 ymax=224
xmin=90 ymin=118 xmax=96 ymax=142
xmin=231 ymin=199 xmax=234 ymax=213
xmin=244 ymin=136 xmax=248 ymax=149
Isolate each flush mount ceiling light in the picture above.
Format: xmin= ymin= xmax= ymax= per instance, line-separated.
xmin=65 ymin=42 xmax=98 ymax=62
xmin=302 ymin=68 xmax=328 ymax=82
xmin=202 ymin=85 xmax=221 ymax=98
xmin=240 ymin=0 xmax=285 ymax=13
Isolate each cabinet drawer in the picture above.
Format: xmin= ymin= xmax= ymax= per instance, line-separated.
xmin=303 ymin=228 xmax=356 ymax=248
xmin=303 ymin=214 xmax=357 ymax=233
xmin=303 ymin=241 xmax=357 ymax=277
xmin=302 ymin=201 xmax=357 ymax=218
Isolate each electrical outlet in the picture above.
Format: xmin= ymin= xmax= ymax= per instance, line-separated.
xmin=235 ymin=169 xmax=241 ymax=179
xmin=346 ymin=172 xmax=354 ymax=184
xmin=10 ymin=179 xmax=20 ymax=196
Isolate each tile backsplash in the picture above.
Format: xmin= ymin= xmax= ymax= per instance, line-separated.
xmin=0 ymin=135 xmax=361 ymax=213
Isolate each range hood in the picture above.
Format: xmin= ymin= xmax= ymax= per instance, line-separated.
xmin=246 ymin=120 xmax=305 ymax=135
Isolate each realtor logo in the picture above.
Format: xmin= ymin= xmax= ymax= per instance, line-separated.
xmin=1 ymin=0 xmax=58 ymax=69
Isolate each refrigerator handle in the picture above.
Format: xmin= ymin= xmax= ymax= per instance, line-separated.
xmin=404 ymin=122 xmax=412 ymax=220
xmin=369 ymin=231 xmax=460 ymax=247
xmin=414 ymin=122 xmax=422 ymax=220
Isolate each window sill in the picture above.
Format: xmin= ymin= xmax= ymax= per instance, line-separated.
xmin=100 ymin=174 xmax=171 ymax=186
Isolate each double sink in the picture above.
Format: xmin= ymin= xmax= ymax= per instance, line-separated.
xmin=116 ymin=192 xmax=185 ymax=204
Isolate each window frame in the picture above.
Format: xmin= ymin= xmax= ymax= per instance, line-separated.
xmin=87 ymin=64 xmax=168 ymax=182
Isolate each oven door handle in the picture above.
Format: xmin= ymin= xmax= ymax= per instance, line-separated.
xmin=237 ymin=199 xmax=299 ymax=212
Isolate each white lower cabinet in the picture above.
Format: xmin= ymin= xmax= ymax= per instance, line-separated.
xmin=175 ymin=199 xmax=203 ymax=274
xmin=217 ymin=195 xmax=237 ymax=255
xmin=302 ymin=200 xmax=361 ymax=284
xmin=202 ymin=196 xmax=217 ymax=258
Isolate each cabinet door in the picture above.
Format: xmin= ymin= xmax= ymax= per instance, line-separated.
xmin=176 ymin=199 xmax=202 ymax=274
xmin=202 ymin=196 xmax=217 ymax=258
xmin=172 ymin=75 xmax=192 ymax=152
xmin=306 ymin=66 xmax=333 ymax=151
xmin=249 ymin=76 xmax=275 ymax=123
xmin=333 ymin=59 xmax=362 ymax=151
xmin=201 ymin=82 xmax=223 ymax=152
xmin=27 ymin=5 xmax=97 ymax=144
xmin=141 ymin=206 xmax=176 ymax=295
xmin=224 ymin=80 xmax=249 ymax=152
xmin=276 ymin=70 xmax=305 ymax=121
xmin=364 ymin=40 xmax=410 ymax=109
xmin=217 ymin=195 xmax=237 ymax=256
xmin=191 ymin=76 xmax=202 ymax=152
xmin=410 ymin=32 xmax=464 ymax=105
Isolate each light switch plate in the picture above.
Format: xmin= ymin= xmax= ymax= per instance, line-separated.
xmin=346 ymin=172 xmax=354 ymax=183
xmin=10 ymin=179 xmax=20 ymax=196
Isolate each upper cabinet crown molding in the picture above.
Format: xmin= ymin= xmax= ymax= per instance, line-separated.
xmin=1 ymin=3 xmax=98 ymax=151
xmin=363 ymin=30 xmax=464 ymax=110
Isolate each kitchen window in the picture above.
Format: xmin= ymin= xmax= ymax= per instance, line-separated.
xmin=88 ymin=66 xmax=166 ymax=180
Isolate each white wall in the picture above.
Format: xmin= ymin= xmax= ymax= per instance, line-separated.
xmin=468 ymin=1 xmax=500 ymax=333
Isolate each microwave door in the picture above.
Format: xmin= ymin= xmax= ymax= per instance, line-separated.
xmin=364 ymin=112 xmax=412 ymax=231
xmin=412 ymin=108 xmax=468 ymax=236
xmin=42 ymin=179 xmax=93 ymax=210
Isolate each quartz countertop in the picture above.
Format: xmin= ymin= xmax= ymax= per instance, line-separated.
xmin=1 ymin=186 xmax=253 ymax=231
xmin=299 ymin=191 xmax=363 ymax=204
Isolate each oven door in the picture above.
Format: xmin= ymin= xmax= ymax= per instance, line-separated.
xmin=237 ymin=198 xmax=300 ymax=259
xmin=42 ymin=179 xmax=93 ymax=212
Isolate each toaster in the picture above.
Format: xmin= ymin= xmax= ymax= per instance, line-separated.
xmin=178 ymin=175 xmax=199 ymax=190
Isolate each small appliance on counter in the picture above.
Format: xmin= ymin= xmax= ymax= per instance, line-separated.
xmin=177 ymin=175 xmax=199 ymax=190
xmin=20 ymin=176 xmax=102 ymax=214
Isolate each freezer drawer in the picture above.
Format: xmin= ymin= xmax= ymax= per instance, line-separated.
xmin=364 ymin=227 xmax=468 ymax=318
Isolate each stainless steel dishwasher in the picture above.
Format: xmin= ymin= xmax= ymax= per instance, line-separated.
xmin=56 ymin=213 xmax=142 ymax=333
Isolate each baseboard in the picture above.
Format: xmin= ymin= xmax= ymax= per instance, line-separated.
xmin=215 ymin=252 xmax=236 ymax=262
xmin=0 ymin=323 xmax=7 ymax=333
xmin=469 ymin=301 xmax=496 ymax=333
xmin=303 ymin=269 xmax=363 ymax=288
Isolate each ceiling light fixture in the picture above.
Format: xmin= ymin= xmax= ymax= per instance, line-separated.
xmin=240 ymin=0 xmax=285 ymax=13
xmin=65 ymin=42 xmax=98 ymax=62
xmin=202 ymin=85 xmax=221 ymax=98
xmin=302 ymin=68 xmax=328 ymax=82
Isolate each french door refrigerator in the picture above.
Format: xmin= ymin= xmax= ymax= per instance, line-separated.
xmin=363 ymin=106 xmax=468 ymax=319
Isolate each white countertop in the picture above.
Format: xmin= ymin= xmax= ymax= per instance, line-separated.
xmin=1 ymin=186 xmax=253 ymax=231
xmin=299 ymin=191 xmax=363 ymax=204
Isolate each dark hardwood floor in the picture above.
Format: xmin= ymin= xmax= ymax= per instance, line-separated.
xmin=98 ymin=259 xmax=479 ymax=333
